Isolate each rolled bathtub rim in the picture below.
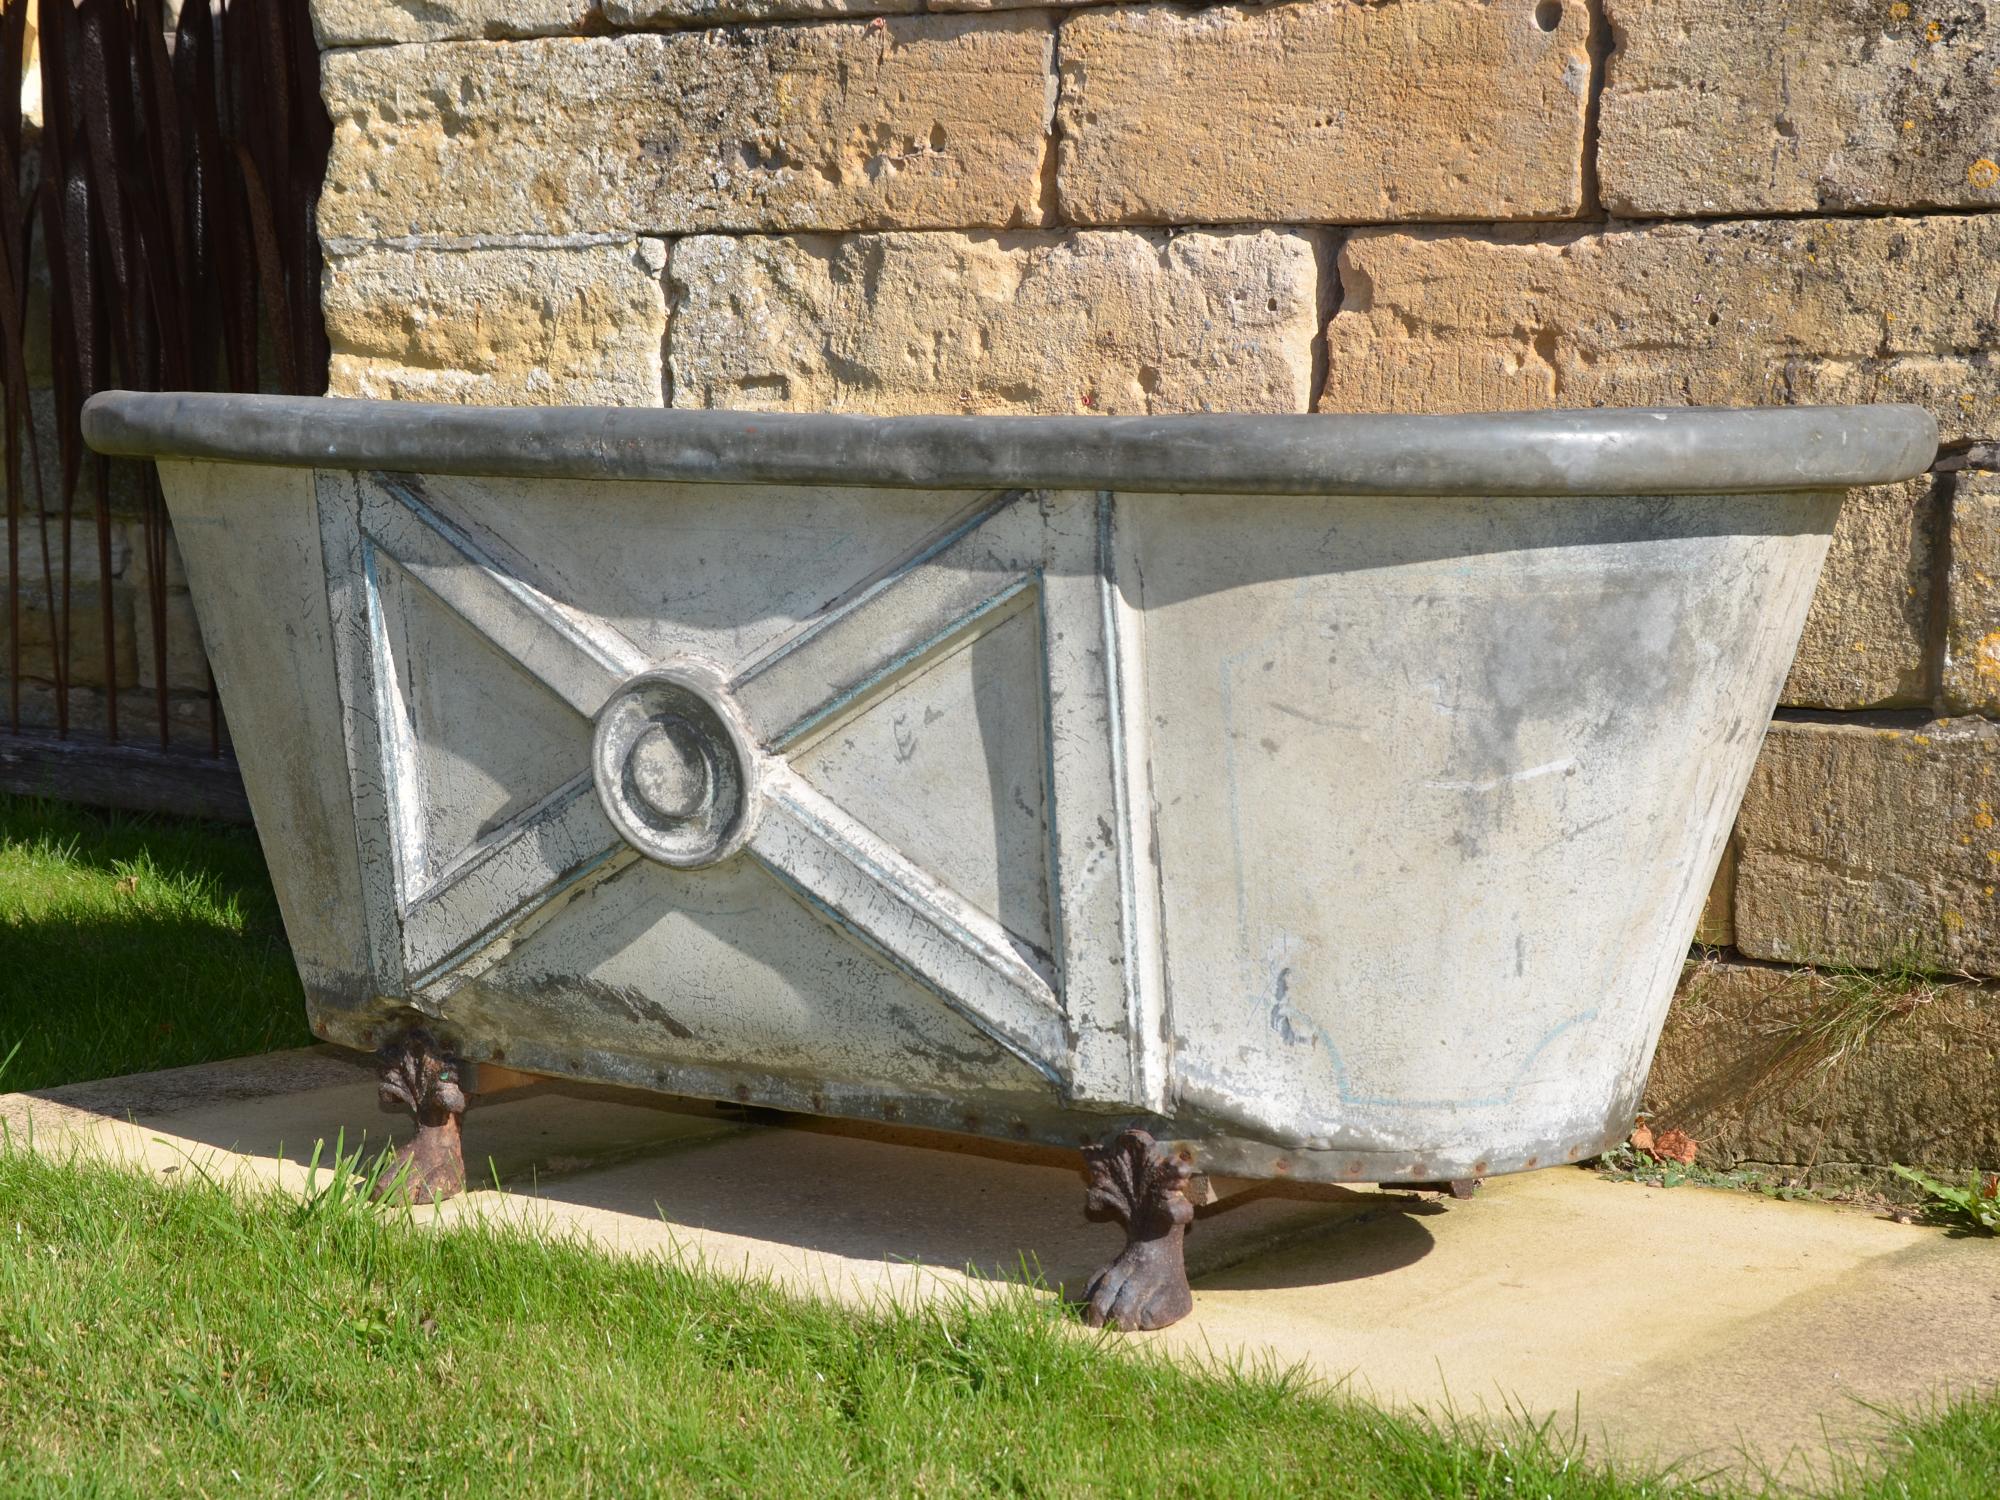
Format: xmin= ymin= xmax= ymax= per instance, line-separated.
xmin=84 ymin=390 xmax=1937 ymax=497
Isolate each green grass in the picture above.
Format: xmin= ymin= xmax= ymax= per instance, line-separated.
xmin=0 ymin=1146 xmax=1699 ymax=1497
xmin=2 ymin=801 xmax=1996 ymax=1496
xmin=0 ymin=795 xmax=310 ymax=1092
xmin=0 ymin=1147 xmax=1993 ymax=1499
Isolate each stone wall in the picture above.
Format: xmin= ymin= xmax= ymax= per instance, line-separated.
xmin=246 ymin=0 xmax=2000 ymax=1177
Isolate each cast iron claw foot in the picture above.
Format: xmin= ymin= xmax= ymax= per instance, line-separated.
xmin=1077 ymin=1128 xmax=1195 ymax=1331
xmin=372 ymin=1030 xmax=467 ymax=1205
xmin=1410 ymin=1177 xmax=1481 ymax=1199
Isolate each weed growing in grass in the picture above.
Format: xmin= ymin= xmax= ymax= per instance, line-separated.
xmin=1593 ymin=1145 xmax=1818 ymax=1201
xmin=1888 ymin=1164 xmax=2000 ymax=1236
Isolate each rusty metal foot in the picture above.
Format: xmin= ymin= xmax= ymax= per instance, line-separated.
xmin=372 ymin=1028 xmax=467 ymax=1205
xmin=1409 ymin=1177 xmax=1482 ymax=1199
xmin=1077 ymin=1128 xmax=1195 ymax=1331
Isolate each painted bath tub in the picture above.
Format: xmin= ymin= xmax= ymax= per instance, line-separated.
xmin=86 ymin=392 xmax=1934 ymax=1323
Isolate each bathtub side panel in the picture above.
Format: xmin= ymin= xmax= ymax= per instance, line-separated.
xmin=1131 ymin=489 xmax=1839 ymax=1170
xmin=155 ymin=460 xmax=375 ymax=1025
xmin=282 ymin=468 xmax=1090 ymax=1114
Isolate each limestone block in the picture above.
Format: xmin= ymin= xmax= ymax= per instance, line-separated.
xmin=319 ymin=20 xmax=1054 ymax=239
xmin=667 ymin=228 xmax=1321 ymax=414
xmin=1782 ymin=476 xmax=1937 ymax=711
xmin=0 ymin=388 xmax=151 ymax=515
xmin=1055 ymin=0 xmax=1592 ymax=225
xmin=1321 ymin=218 xmax=1998 ymax=445
xmin=6 ymin=680 xmax=219 ymax=743
xmin=1695 ymin=841 xmax=1735 ymax=949
xmin=132 ymin=588 xmax=211 ymax=696
xmin=1600 ymin=0 xmax=2000 ymax=216
xmin=0 ymin=514 xmax=130 ymax=587
xmin=324 ymin=241 xmax=668 ymax=406
xmin=607 ymin=0 xmax=920 ymax=24
xmin=1 ymin=517 xmax=139 ymax=690
xmin=604 ymin=0 xmax=1208 ymax=20
xmin=1646 ymin=957 xmax=2000 ymax=1179
xmin=1734 ymin=716 xmax=2000 ymax=975
xmin=312 ymin=0 xmax=597 ymax=47
xmin=128 ymin=534 xmax=210 ymax=696
xmin=1945 ymin=470 xmax=2000 ymax=715
xmin=9 ymin=581 xmax=138 ymax=690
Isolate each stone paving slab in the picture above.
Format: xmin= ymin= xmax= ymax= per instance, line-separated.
xmin=7 ymin=1046 xmax=1998 ymax=1482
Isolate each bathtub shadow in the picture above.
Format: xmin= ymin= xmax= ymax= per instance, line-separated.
xmin=465 ymin=1096 xmax=1443 ymax=1297
xmin=66 ymin=1054 xmax=1442 ymax=1300
xmin=1192 ymin=1184 xmax=1447 ymax=1292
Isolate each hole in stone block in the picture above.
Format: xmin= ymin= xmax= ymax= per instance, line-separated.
xmin=1534 ymin=0 xmax=1562 ymax=29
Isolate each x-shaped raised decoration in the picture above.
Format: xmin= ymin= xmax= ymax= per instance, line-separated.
xmin=319 ymin=473 xmax=1151 ymax=1100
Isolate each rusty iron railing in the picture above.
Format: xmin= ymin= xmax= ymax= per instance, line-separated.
xmin=0 ymin=0 xmax=326 ymax=817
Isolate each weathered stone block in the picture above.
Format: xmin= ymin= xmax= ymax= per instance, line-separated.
xmin=606 ymin=0 xmax=920 ymax=25
xmin=9 ymin=581 xmax=138 ymax=690
xmin=1055 ymin=0 xmax=1591 ymax=225
xmin=604 ymin=0 xmax=1175 ymax=20
xmin=1320 ymin=218 xmax=1998 ymax=445
xmin=1734 ymin=716 xmax=2000 ymax=975
xmin=1600 ymin=0 xmax=2000 ymax=216
xmin=668 ymin=228 xmax=1321 ymax=414
xmin=133 ymin=588 xmax=210 ymax=695
xmin=6 ymin=680 xmax=220 ymax=744
xmin=128 ymin=534 xmax=209 ymax=696
xmin=319 ymin=20 xmax=1053 ymax=239
xmin=1 ymin=389 xmax=151 ymax=516
xmin=1945 ymin=470 xmax=2000 ymax=715
xmin=0 ymin=514 xmax=130 ymax=587
xmin=1782 ymin=476 xmax=1937 ymax=711
xmin=312 ymin=0 xmax=597 ymax=47
xmin=324 ymin=241 xmax=668 ymax=406
xmin=1695 ymin=840 xmax=1735 ymax=949
xmin=1646 ymin=958 xmax=2000 ymax=1179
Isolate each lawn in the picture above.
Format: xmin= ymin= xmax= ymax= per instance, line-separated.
xmin=0 ymin=795 xmax=310 ymax=1091
xmin=1 ymin=796 xmax=1996 ymax=1497
xmin=0 ymin=1147 xmax=1993 ymax=1498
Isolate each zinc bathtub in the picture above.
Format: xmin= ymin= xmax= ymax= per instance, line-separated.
xmin=83 ymin=393 xmax=1936 ymax=1185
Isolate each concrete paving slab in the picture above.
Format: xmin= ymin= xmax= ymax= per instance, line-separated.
xmin=2 ymin=1046 xmax=746 ymax=1182
xmin=6 ymin=1046 xmax=1996 ymax=1484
